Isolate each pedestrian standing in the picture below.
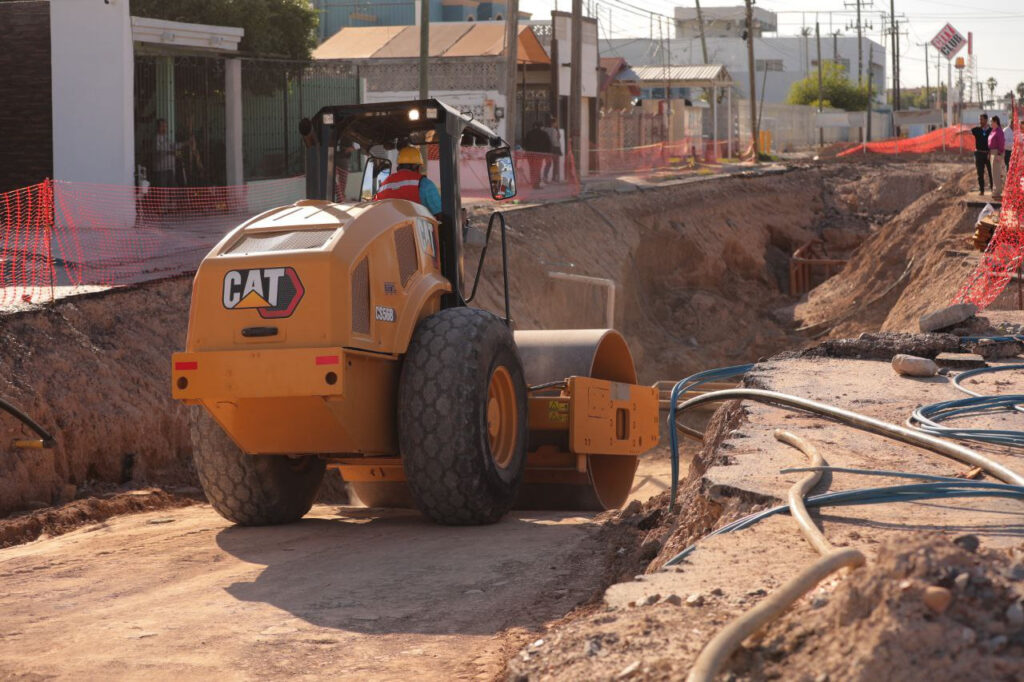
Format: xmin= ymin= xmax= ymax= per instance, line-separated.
xmin=543 ymin=116 xmax=562 ymax=183
xmin=969 ymin=113 xmax=993 ymax=195
xmin=152 ymin=119 xmax=179 ymax=188
xmin=989 ymin=115 xmax=1006 ymax=200
xmin=523 ymin=121 xmax=552 ymax=189
xmin=1004 ymin=118 xmax=1014 ymax=170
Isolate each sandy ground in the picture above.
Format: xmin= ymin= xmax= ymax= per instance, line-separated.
xmin=0 ymin=447 xmax=682 ymax=681
xmin=0 ymin=158 xmax=981 ymax=680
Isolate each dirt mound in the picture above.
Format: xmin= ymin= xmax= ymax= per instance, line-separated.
xmin=0 ymin=488 xmax=199 ymax=548
xmin=734 ymin=535 xmax=1024 ymax=680
xmin=473 ymin=164 xmax=945 ymax=382
xmin=0 ymin=278 xmax=195 ymax=514
xmin=794 ymin=168 xmax=993 ymax=337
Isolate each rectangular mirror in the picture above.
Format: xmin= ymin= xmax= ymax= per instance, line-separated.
xmin=485 ymin=147 xmax=517 ymax=200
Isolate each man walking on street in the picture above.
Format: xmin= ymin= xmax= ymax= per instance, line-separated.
xmin=970 ymin=113 xmax=993 ymax=195
xmin=523 ymin=121 xmax=552 ymax=189
xmin=543 ymin=116 xmax=562 ymax=183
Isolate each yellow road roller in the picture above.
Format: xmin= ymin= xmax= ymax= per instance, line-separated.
xmin=172 ymin=99 xmax=658 ymax=525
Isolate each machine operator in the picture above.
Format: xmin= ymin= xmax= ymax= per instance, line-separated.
xmin=374 ymin=146 xmax=442 ymax=217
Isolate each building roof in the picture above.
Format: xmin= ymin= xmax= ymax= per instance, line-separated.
xmin=599 ymin=57 xmax=629 ymax=92
xmin=131 ymin=16 xmax=244 ymax=53
xmin=621 ymin=64 xmax=732 ymax=85
xmin=313 ymin=23 xmax=549 ymax=64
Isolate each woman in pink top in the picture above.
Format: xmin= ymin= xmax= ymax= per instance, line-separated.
xmin=989 ymin=116 xmax=1006 ymax=199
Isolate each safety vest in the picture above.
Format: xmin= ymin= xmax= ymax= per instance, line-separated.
xmin=375 ymin=169 xmax=423 ymax=203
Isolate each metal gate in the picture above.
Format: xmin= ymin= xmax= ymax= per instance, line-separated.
xmin=134 ymin=55 xmax=227 ymax=187
xmin=241 ymin=59 xmax=360 ymax=181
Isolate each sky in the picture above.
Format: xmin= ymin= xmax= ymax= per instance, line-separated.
xmin=519 ymin=0 xmax=1024 ymax=93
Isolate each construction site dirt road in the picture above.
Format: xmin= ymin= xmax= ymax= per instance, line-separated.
xmin=5 ymin=158 xmax=1015 ymax=680
xmin=0 ymin=461 xmax=671 ymax=680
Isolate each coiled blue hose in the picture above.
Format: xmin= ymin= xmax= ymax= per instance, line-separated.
xmin=665 ymin=480 xmax=1024 ymax=565
xmin=667 ymin=363 xmax=755 ymax=506
xmin=909 ymin=394 xmax=1024 ymax=447
xmin=952 ymin=363 xmax=1024 ymax=398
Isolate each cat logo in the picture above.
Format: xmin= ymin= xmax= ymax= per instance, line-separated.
xmin=222 ymin=267 xmax=304 ymax=318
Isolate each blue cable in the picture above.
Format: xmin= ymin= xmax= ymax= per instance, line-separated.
xmin=664 ymin=480 xmax=1024 ymax=565
xmin=667 ymin=363 xmax=755 ymax=507
xmin=910 ymin=394 xmax=1024 ymax=447
xmin=952 ymin=363 xmax=1024 ymax=401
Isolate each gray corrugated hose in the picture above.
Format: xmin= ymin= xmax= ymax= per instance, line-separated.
xmin=686 ymin=430 xmax=866 ymax=682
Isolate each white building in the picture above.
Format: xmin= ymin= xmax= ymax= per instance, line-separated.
xmin=674 ymin=6 xmax=776 ymax=39
xmin=602 ymin=33 xmax=886 ymax=107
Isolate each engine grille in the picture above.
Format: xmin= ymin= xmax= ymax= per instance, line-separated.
xmin=226 ymin=229 xmax=336 ymax=255
xmin=351 ymin=257 xmax=370 ymax=335
xmin=394 ymin=224 xmax=419 ymax=287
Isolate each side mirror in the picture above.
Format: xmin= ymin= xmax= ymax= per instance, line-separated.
xmin=486 ymin=147 xmax=517 ymax=200
xmin=360 ymin=157 xmax=392 ymax=202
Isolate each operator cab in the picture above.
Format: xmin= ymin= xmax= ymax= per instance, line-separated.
xmin=299 ymin=99 xmax=517 ymax=304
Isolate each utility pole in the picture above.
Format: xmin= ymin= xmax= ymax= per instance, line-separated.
xmin=894 ymin=19 xmax=901 ymax=112
xmin=888 ymin=0 xmax=900 ymax=116
xmin=816 ymin=20 xmax=823 ymax=148
xmin=694 ymin=0 xmax=709 ymax=64
xmin=744 ymin=0 xmax=759 ymax=159
xmin=504 ymin=0 xmax=519 ymax=144
xmin=570 ymin=0 xmax=582 ymax=173
xmin=418 ymin=0 xmax=429 ymax=98
xmin=867 ymin=43 xmax=874 ymax=142
xmin=832 ymin=30 xmax=840 ymax=63
xmin=855 ymin=0 xmax=862 ymax=84
xmin=921 ymin=42 xmax=930 ymax=109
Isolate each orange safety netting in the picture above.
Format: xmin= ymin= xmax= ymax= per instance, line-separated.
xmin=0 ymin=177 xmax=306 ymax=308
xmin=591 ymin=138 xmax=728 ymax=175
xmin=954 ymin=107 xmax=1024 ymax=309
xmin=837 ymin=125 xmax=969 ymax=157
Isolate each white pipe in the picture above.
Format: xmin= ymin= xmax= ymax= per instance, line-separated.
xmin=547 ymin=271 xmax=617 ymax=328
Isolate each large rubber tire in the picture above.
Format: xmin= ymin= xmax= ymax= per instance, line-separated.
xmin=190 ymin=408 xmax=326 ymax=526
xmin=398 ymin=307 xmax=528 ymax=525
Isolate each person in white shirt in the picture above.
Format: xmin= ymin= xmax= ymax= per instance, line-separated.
xmin=1004 ymin=121 xmax=1014 ymax=169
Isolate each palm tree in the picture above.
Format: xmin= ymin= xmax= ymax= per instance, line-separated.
xmin=987 ymin=77 xmax=998 ymax=107
xmin=1017 ymin=82 xmax=1024 ymax=101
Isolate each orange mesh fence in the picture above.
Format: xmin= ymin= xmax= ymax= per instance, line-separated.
xmin=0 ymin=181 xmax=56 ymax=307
xmin=837 ymin=125 xmax=968 ymax=157
xmin=954 ymin=107 xmax=1024 ymax=309
xmin=591 ymin=137 xmax=728 ymax=175
xmin=1 ymin=177 xmax=306 ymax=308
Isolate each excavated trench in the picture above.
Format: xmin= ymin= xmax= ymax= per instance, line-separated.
xmin=0 ymin=160 xmax=974 ymax=680
xmin=0 ymin=162 xmax=956 ymax=528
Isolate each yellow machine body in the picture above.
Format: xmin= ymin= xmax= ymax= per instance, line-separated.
xmin=173 ymin=197 xmax=659 ymax=510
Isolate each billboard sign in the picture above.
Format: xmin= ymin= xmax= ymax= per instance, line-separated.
xmin=931 ymin=23 xmax=967 ymax=60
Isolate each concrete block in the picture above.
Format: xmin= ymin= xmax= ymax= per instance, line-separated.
xmin=934 ymin=352 xmax=987 ymax=369
xmin=919 ymin=303 xmax=978 ymax=332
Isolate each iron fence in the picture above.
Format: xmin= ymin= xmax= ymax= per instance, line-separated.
xmin=134 ymin=55 xmax=227 ymax=187
xmin=241 ymin=58 xmax=360 ymax=181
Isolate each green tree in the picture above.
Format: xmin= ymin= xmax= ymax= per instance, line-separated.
xmin=787 ymin=61 xmax=872 ymax=111
xmin=131 ymin=0 xmax=318 ymax=60
xmin=987 ymin=77 xmax=998 ymax=106
xmin=1016 ymin=82 xmax=1024 ymax=101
